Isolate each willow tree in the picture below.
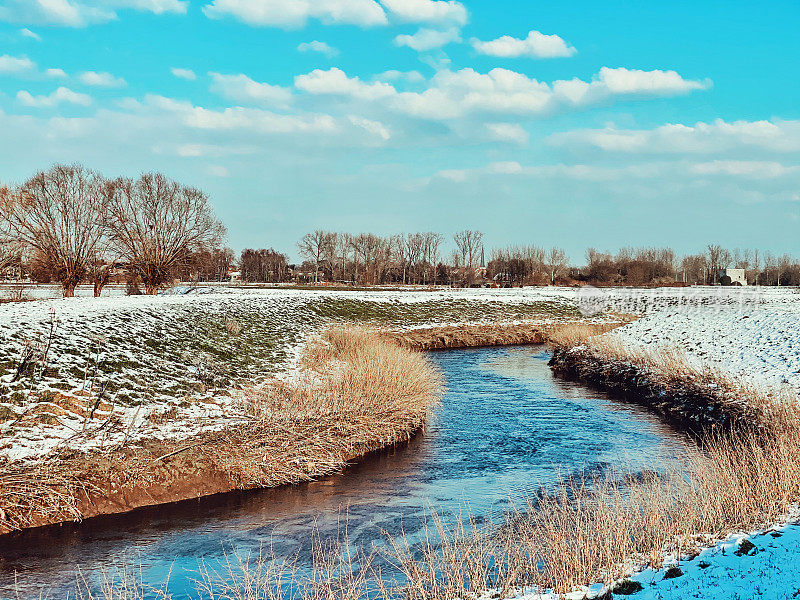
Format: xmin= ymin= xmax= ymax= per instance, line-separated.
xmin=9 ymin=165 xmax=109 ymax=297
xmin=108 ymin=173 xmax=226 ymax=295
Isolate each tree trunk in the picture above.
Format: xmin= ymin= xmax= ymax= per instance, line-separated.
xmin=145 ymin=282 xmax=158 ymax=295
xmin=94 ymin=281 xmax=102 ymax=297
xmin=63 ymin=282 xmax=77 ymax=298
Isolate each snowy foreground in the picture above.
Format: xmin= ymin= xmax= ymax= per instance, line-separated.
xmin=524 ymin=514 xmax=800 ymax=600
xmin=4 ymin=285 xmax=800 ymax=599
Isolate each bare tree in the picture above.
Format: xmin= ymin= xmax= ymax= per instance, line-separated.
xmin=453 ymin=230 xmax=484 ymax=269
xmin=9 ymin=164 xmax=110 ymax=297
xmin=546 ymin=247 xmax=568 ymax=285
xmin=108 ymin=173 xmax=226 ymax=295
xmin=0 ymin=185 xmax=21 ymax=278
xmin=298 ymin=230 xmax=335 ymax=283
xmin=422 ymin=232 xmax=443 ymax=285
xmin=706 ymin=244 xmax=732 ymax=284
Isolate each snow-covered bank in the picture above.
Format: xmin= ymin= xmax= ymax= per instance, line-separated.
xmin=0 ymin=287 xmax=582 ymax=462
xmin=610 ymin=301 xmax=800 ymax=390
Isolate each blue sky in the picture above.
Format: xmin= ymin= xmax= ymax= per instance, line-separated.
xmin=0 ymin=0 xmax=798 ymax=262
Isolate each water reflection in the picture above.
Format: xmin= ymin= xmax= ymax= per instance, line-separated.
xmin=0 ymin=346 xmax=688 ymax=599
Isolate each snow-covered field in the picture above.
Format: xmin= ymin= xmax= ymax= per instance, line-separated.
xmin=3 ymin=285 xmax=800 ymax=598
xmin=606 ymin=288 xmax=800 ymax=390
xmin=3 ymin=284 xmax=800 ymax=463
xmin=0 ymin=286 xmax=582 ymax=461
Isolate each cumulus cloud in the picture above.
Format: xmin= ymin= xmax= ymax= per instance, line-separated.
xmin=171 ymin=67 xmax=197 ymax=80
xmin=79 ymin=71 xmax=127 ymax=87
xmin=209 ymin=72 xmax=293 ymax=107
xmin=691 ymin=160 xmax=798 ymax=179
xmin=472 ymin=30 xmax=576 ymax=59
xmin=20 ymin=28 xmax=41 ymax=41
xmin=0 ymin=0 xmax=186 ymax=27
xmin=598 ymin=66 xmax=710 ymax=95
xmin=394 ymin=27 xmax=461 ymax=51
xmin=298 ymin=40 xmax=339 ymax=57
xmin=17 ymin=86 xmax=92 ymax=107
xmin=375 ymin=69 xmax=425 ymax=83
xmin=294 ymin=66 xmax=709 ymax=120
xmin=380 ymin=0 xmax=467 ymax=26
xmin=485 ymin=122 xmax=528 ymax=145
xmin=295 ymin=67 xmax=396 ymax=101
xmin=203 ymin=0 xmax=388 ymax=28
xmin=45 ymin=68 xmax=68 ymax=78
xmin=347 ymin=115 xmax=391 ymax=140
xmin=0 ymin=54 xmax=36 ymax=74
xmin=549 ymin=119 xmax=800 ymax=154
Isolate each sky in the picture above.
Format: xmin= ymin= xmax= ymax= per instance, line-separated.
xmin=0 ymin=0 xmax=798 ymax=263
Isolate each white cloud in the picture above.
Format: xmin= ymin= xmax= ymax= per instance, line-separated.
xmin=79 ymin=71 xmax=127 ymax=87
xmin=375 ymin=69 xmax=425 ymax=83
xmin=380 ymin=0 xmax=466 ymax=26
xmin=209 ymin=72 xmax=293 ymax=107
xmin=691 ymin=160 xmax=798 ymax=179
xmin=394 ymin=27 xmax=461 ymax=51
xmin=295 ymin=67 xmax=396 ymax=101
xmin=203 ymin=0 xmax=388 ymax=28
xmin=472 ymin=30 xmax=576 ymax=59
xmin=171 ymin=67 xmax=197 ymax=80
xmin=17 ymin=86 xmax=92 ymax=107
xmin=549 ymin=119 xmax=800 ymax=154
xmin=20 ymin=28 xmax=42 ymax=41
xmin=598 ymin=66 xmax=710 ymax=95
xmin=45 ymin=68 xmax=68 ymax=78
xmin=0 ymin=0 xmax=186 ymax=27
xmin=348 ymin=115 xmax=391 ymax=140
xmin=294 ymin=66 xmax=710 ymax=121
xmin=298 ymin=40 xmax=339 ymax=57
xmin=485 ymin=122 xmax=528 ymax=145
xmin=0 ymin=54 xmax=36 ymax=74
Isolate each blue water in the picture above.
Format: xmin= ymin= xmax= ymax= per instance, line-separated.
xmin=0 ymin=346 xmax=687 ymax=599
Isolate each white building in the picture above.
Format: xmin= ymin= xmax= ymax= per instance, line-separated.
xmin=721 ymin=268 xmax=747 ymax=286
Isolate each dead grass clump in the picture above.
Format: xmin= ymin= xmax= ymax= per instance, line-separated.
xmin=0 ymin=460 xmax=94 ymax=531
xmin=247 ymin=325 xmax=442 ymax=423
xmin=0 ymin=325 xmax=442 ymax=533
xmin=545 ymin=322 xmax=622 ymax=348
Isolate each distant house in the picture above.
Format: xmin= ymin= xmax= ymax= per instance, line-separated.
xmin=720 ymin=268 xmax=747 ymax=286
xmin=229 ymin=269 xmax=242 ymax=283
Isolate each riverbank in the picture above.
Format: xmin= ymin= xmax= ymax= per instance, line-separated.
xmin=0 ymin=326 xmax=442 ymax=534
xmin=1 ymin=319 xmax=624 ymax=536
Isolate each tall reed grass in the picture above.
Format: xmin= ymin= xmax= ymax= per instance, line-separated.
xmin=27 ymin=322 xmax=800 ymax=599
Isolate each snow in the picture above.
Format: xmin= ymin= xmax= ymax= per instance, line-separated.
xmin=607 ymin=290 xmax=800 ymax=390
xmin=513 ymin=516 xmax=800 ymax=599
xmin=3 ymin=285 xmax=800 ymax=464
xmin=5 ymin=285 xmax=800 ymax=597
xmin=0 ymin=285 xmax=583 ymax=462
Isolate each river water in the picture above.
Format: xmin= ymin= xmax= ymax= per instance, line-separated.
xmin=0 ymin=346 xmax=688 ymax=599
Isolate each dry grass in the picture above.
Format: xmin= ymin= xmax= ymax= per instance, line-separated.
xmin=16 ymin=321 xmax=800 ymax=600
xmin=0 ymin=326 xmax=442 ymax=533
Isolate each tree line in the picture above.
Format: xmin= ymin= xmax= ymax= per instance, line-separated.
xmin=0 ymin=164 xmax=225 ymax=297
xmin=3 ymin=165 xmax=800 ymax=295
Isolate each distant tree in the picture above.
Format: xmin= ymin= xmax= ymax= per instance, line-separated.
xmin=297 ymin=230 xmax=335 ymax=283
xmin=453 ymin=230 xmax=484 ymax=269
xmin=546 ymin=247 xmax=568 ymax=285
xmin=108 ymin=173 xmax=226 ymax=294
xmin=240 ymin=248 xmax=288 ymax=283
xmin=9 ymin=164 xmax=110 ymax=297
xmin=0 ymin=185 xmax=21 ymax=277
xmin=706 ymin=244 xmax=732 ymax=284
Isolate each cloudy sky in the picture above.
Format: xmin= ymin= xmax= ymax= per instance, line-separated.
xmin=0 ymin=0 xmax=798 ymax=261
